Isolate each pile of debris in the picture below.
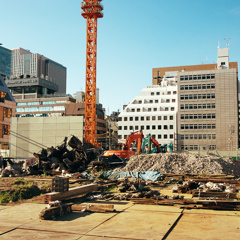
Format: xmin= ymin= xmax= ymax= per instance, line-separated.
xmin=31 ymin=136 xmax=102 ymax=175
xmin=116 ymin=153 xmax=240 ymax=176
xmin=0 ymin=136 xmax=102 ymax=177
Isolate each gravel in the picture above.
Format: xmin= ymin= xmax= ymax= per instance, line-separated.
xmin=115 ymin=153 xmax=240 ymax=176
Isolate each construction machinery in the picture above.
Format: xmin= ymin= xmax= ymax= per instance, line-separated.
xmin=141 ymin=134 xmax=160 ymax=154
xmin=81 ymin=0 xmax=103 ymax=147
xmin=104 ymin=131 xmax=144 ymax=159
xmin=141 ymin=134 xmax=172 ymax=154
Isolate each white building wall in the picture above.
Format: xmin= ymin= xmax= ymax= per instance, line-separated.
xmin=118 ymin=75 xmax=178 ymax=146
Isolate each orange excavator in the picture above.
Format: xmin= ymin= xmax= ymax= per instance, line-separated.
xmin=104 ymin=131 xmax=143 ymax=159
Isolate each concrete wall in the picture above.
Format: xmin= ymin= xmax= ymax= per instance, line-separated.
xmin=10 ymin=116 xmax=83 ymax=158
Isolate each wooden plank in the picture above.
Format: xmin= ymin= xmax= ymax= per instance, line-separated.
xmin=72 ymin=203 xmax=115 ymax=213
xmin=192 ymin=191 xmax=237 ymax=199
xmin=44 ymin=183 xmax=97 ymax=203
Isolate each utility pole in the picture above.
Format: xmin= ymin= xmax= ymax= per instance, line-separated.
xmin=81 ymin=0 xmax=103 ymax=146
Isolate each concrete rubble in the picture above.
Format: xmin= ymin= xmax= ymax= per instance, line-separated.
xmin=116 ymin=153 xmax=240 ymax=176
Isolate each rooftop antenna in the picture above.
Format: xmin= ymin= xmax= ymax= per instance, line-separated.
xmin=224 ymin=38 xmax=230 ymax=48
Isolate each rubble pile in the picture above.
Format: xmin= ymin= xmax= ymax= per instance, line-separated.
xmin=31 ymin=135 xmax=101 ymax=175
xmin=117 ymin=153 xmax=240 ymax=176
xmin=0 ymin=136 xmax=102 ymax=177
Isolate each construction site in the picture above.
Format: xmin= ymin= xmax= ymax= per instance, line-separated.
xmin=0 ymin=1 xmax=240 ymax=240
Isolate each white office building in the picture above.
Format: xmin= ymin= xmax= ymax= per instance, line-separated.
xmin=118 ymin=73 xmax=178 ymax=146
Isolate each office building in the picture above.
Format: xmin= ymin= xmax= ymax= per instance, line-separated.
xmin=0 ymin=73 xmax=15 ymax=155
xmin=153 ymin=47 xmax=239 ymax=151
xmin=118 ymin=74 xmax=178 ymax=146
xmin=5 ymin=47 xmax=66 ymax=99
xmin=0 ymin=45 xmax=11 ymax=79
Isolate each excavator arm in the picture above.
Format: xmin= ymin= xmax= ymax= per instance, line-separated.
xmin=123 ymin=131 xmax=143 ymax=154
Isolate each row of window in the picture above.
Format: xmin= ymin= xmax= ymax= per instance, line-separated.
xmin=16 ymin=100 xmax=66 ymax=106
xmin=119 ymin=124 xmax=174 ymax=131
xmin=120 ymin=134 xmax=174 ymax=140
xmin=181 ymin=134 xmax=216 ymax=140
xmin=180 ymin=124 xmax=216 ymax=130
xmin=126 ymin=106 xmax=176 ymax=112
xmin=180 ymin=84 xmax=215 ymax=91
xmin=180 ymin=93 xmax=215 ymax=100
xmin=133 ymin=98 xmax=176 ymax=105
xmin=180 ymin=74 xmax=215 ymax=81
xmin=180 ymin=113 xmax=216 ymax=120
xmin=119 ymin=115 xmax=174 ymax=121
xmin=16 ymin=106 xmax=65 ymax=112
xmin=150 ymin=91 xmax=177 ymax=96
xmin=181 ymin=145 xmax=216 ymax=150
xmin=180 ymin=103 xmax=215 ymax=110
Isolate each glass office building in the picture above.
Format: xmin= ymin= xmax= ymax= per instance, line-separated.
xmin=0 ymin=46 xmax=11 ymax=79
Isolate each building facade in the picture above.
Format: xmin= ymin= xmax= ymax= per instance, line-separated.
xmin=0 ymin=45 xmax=11 ymax=79
xmin=5 ymin=47 xmax=66 ymax=99
xmin=13 ymin=95 xmax=75 ymax=118
xmin=118 ymin=74 xmax=178 ymax=146
xmin=153 ymin=47 xmax=239 ymax=151
xmin=0 ymin=74 xmax=15 ymax=153
xmin=10 ymin=116 xmax=83 ymax=158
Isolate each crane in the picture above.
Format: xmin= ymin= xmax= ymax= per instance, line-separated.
xmin=81 ymin=0 xmax=103 ymax=146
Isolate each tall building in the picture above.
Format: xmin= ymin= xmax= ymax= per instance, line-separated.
xmin=0 ymin=45 xmax=11 ymax=79
xmin=118 ymin=74 xmax=178 ymax=146
xmin=0 ymin=73 xmax=15 ymax=154
xmin=5 ymin=47 xmax=66 ymax=99
xmin=153 ymin=47 xmax=239 ymax=151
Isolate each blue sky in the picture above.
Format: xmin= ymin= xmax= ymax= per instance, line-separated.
xmin=1 ymin=0 xmax=240 ymax=114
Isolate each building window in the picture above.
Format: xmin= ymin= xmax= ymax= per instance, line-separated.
xmin=170 ymin=125 xmax=173 ymax=129
xmin=135 ymin=126 xmax=139 ymax=130
xmin=158 ymin=116 xmax=161 ymax=120
xmin=130 ymin=117 xmax=133 ymax=121
xmin=170 ymin=116 xmax=173 ymax=120
xmin=158 ymin=125 xmax=161 ymax=129
xmin=137 ymin=108 xmax=140 ymax=112
xmin=152 ymin=125 xmax=156 ymax=130
xmin=130 ymin=126 xmax=133 ymax=130
xmin=158 ymin=135 xmax=162 ymax=139
xmin=146 ymin=116 xmax=150 ymax=120
xmin=124 ymin=117 xmax=127 ymax=121
xmin=135 ymin=117 xmax=139 ymax=121
xmin=155 ymin=100 xmax=158 ymax=103
xmin=16 ymin=102 xmax=26 ymax=106
xmin=170 ymin=134 xmax=173 ymax=139
xmin=171 ymin=107 xmax=174 ymax=111
xmin=164 ymin=125 xmax=168 ymax=129
xmin=164 ymin=116 xmax=167 ymax=120
xmin=141 ymin=126 xmax=144 ymax=130
xmin=164 ymin=134 xmax=168 ymax=139
xmin=124 ymin=135 xmax=127 ymax=139
xmin=146 ymin=125 xmax=150 ymax=130
xmin=141 ymin=117 xmax=144 ymax=121
xmin=42 ymin=101 xmax=54 ymax=105
xmin=151 ymin=92 xmax=154 ymax=95
xmin=119 ymin=126 xmax=122 ymax=130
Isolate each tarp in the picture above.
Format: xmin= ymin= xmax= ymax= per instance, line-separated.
xmin=99 ymin=171 xmax=165 ymax=181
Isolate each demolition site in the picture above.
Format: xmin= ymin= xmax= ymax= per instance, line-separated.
xmin=1 ymin=1 xmax=240 ymax=240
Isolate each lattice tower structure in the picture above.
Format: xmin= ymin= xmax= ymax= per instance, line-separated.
xmin=81 ymin=0 xmax=103 ymax=146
